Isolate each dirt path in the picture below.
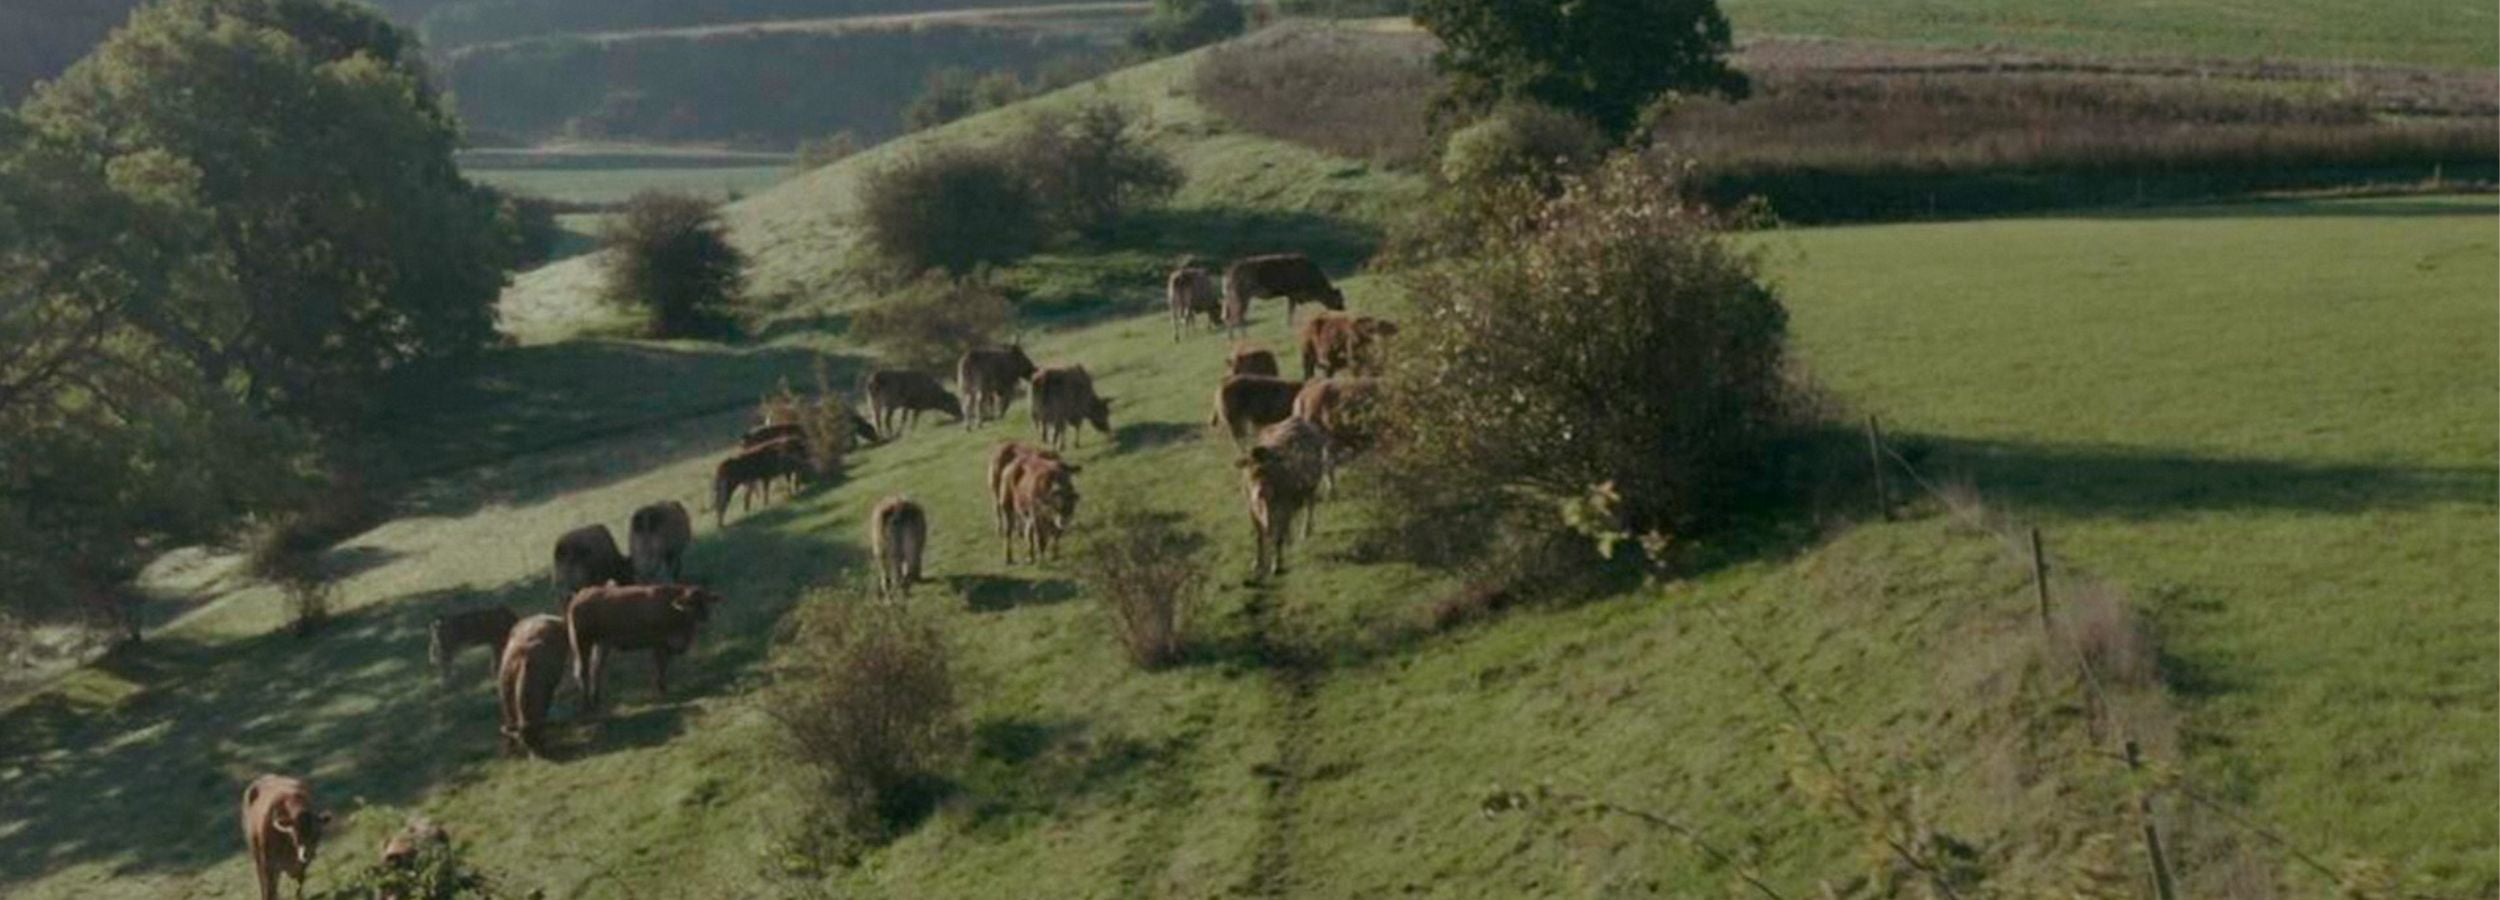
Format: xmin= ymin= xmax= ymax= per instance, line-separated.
xmin=1236 ymin=585 xmax=1322 ymax=897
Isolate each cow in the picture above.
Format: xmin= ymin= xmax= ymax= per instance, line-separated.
xmin=498 ymin=613 xmax=570 ymax=757
xmin=742 ymin=422 xmax=805 ymax=450
xmin=379 ymin=815 xmax=450 ymax=870
xmin=1030 ymin=365 xmax=1113 ymax=450
xmin=869 ymin=496 xmax=929 ymax=599
xmin=987 ymin=442 xmax=1063 ymax=538
xmin=711 ymin=438 xmax=806 ymax=527
xmin=864 ymin=369 xmax=964 ymax=436
xmin=1209 ymin=374 xmax=1305 ymax=445
xmin=551 ymin=525 xmax=634 ymax=599
xmin=1223 ymin=253 xmax=1345 ymax=336
xmin=1237 ymin=417 xmax=1330 ymax=581
xmin=1007 ymin=457 xmax=1081 ymax=565
xmin=1168 ymin=264 xmax=1223 ymax=340
xmin=1297 ymin=313 xmax=1399 ymax=379
xmin=628 ymin=500 xmax=693 ymax=584
xmin=566 ymin=583 xmax=727 ymax=714
xmin=957 ymin=344 xmax=1038 ymax=428
xmin=428 ymin=605 xmax=519 ymax=687
xmin=240 ymin=774 xmax=332 ymax=900
xmin=1292 ymin=377 xmax=1383 ymax=494
xmin=1227 ymin=345 xmax=1281 ymax=377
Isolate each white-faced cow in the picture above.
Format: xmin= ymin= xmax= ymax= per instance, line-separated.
xmin=240 ymin=774 xmax=333 ymax=900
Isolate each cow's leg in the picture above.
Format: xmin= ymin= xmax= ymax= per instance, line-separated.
xmin=255 ymin=854 xmax=276 ymax=900
xmin=652 ymin=650 xmax=669 ymax=698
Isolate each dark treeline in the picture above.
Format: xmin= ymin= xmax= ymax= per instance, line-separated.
xmin=421 ymin=0 xmax=1117 ymax=49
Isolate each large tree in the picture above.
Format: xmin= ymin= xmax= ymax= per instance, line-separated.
xmin=21 ymin=0 xmax=516 ymax=420
xmin=1413 ymin=0 xmax=1748 ymax=137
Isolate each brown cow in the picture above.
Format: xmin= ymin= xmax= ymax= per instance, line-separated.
xmin=957 ymin=344 xmax=1038 ymax=428
xmin=429 ymin=605 xmax=518 ymax=687
xmin=1227 ymin=345 xmax=1281 ymax=377
xmin=240 ymin=774 xmax=332 ymax=900
xmin=870 ymin=496 xmax=929 ymax=599
xmin=1292 ymin=377 xmax=1383 ymax=494
xmin=987 ymin=442 xmax=1063 ymax=538
xmin=1297 ymin=313 xmax=1399 ymax=379
xmin=1030 ymin=365 xmax=1113 ymax=450
xmin=1237 ymin=417 xmax=1329 ymax=580
xmin=864 ymin=369 xmax=964 ymax=435
xmin=551 ymin=525 xmax=634 ymax=599
xmin=742 ymin=422 xmax=805 ymax=449
xmin=567 ymin=583 xmax=726 ymax=712
xmin=1168 ymin=265 xmax=1223 ymax=340
xmin=711 ymin=437 xmax=807 ymax=527
xmin=1209 ymin=374 xmax=1305 ymax=445
xmin=498 ymin=613 xmax=569 ymax=756
xmin=1007 ymin=457 xmax=1081 ymax=565
xmin=379 ymin=815 xmax=450 ymax=871
xmin=629 ymin=500 xmax=694 ymax=584
xmin=1224 ymin=253 xmax=1345 ymax=336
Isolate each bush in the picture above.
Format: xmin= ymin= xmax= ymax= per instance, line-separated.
xmin=758 ymin=358 xmax=862 ymax=478
xmin=1131 ymin=0 xmax=1246 ymax=53
xmin=767 ymin=591 xmax=959 ymax=838
xmin=496 ymin=190 xmax=565 ymax=268
xmin=1372 ymin=155 xmax=1797 ymax=567
xmin=903 ymin=66 xmax=980 ymax=131
xmin=306 ymin=835 xmax=513 ymax=900
xmin=600 ymin=191 xmax=745 ymax=338
xmin=1008 ymin=103 xmax=1183 ymax=239
xmin=1440 ymin=102 xmax=1607 ymax=188
xmin=1193 ymin=25 xmax=1441 ymax=168
xmin=793 ymin=131 xmax=860 ymax=171
xmin=1069 ymin=508 xmax=1209 ymax=668
xmin=858 ymin=148 xmax=1044 ymax=275
xmin=847 ymin=273 xmax=1016 ymax=372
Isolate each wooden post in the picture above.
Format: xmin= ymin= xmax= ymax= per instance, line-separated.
xmin=1865 ymin=415 xmax=1890 ymax=520
xmin=2030 ymin=528 xmax=2052 ymax=632
xmin=2127 ymin=740 xmax=2180 ymax=900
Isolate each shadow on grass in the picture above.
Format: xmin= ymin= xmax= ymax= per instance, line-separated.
xmin=1113 ymin=421 xmax=1199 ymax=453
xmin=1905 ymin=434 xmax=2496 ymax=520
xmin=948 ymin=574 xmax=1080 ymax=614
xmin=953 ymin=713 xmax=1176 ymax=837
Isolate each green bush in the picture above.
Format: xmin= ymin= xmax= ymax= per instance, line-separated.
xmin=1009 ymin=103 xmax=1183 ymax=239
xmin=1439 ymin=103 xmax=1608 ymax=188
xmin=599 ymin=191 xmax=745 ymax=338
xmin=903 ymin=66 xmax=981 ymax=131
xmin=1414 ymin=0 xmax=1747 ymax=136
xmin=847 ymin=274 xmax=1017 ymax=372
xmin=1131 ymin=0 xmax=1246 ymax=53
xmin=793 ymin=131 xmax=860 ymax=171
xmin=767 ymin=590 xmax=960 ymax=841
xmin=1070 ymin=507 xmax=1209 ymax=669
xmin=858 ymin=147 xmax=1045 ymax=275
xmin=305 ymin=836 xmax=513 ymax=899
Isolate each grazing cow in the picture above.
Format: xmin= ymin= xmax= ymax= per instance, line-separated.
xmin=864 ymin=369 xmax=964 ymax=435
xmin=870 ymin=496 xmax=929 ymax=599
xmin=566 ymin=583 xmax=727 ymax=713
xmin=379 ymin=815 xmax=449 ymax=870
xmin=957 ymin=344 xmax=1038 ymax=428
xmin=849 ymin=410 xmax=881 ymax=445
xmin=711 ymin=438 xmax=807 ymax=527
xmin=742 ymin=422 xmax=805 ymax=449
xmin=240 ymin=774 xmax=332 ymax=900
xmin=551 ymin=525 xmax=634 ymax=598
xmin=428 ymin=605 xmax=519 ymax=687
xmin=1227 ymin=345 xmax=1281 ymax=377
xmin=1223 ymin=253 xmax=1345 ymax=336
xmin=1237 ymin=417 xmax=1329 ymax=580
xmin=629 ymin=501 xmax=694 ymax=584
xmin=1209 ymin=374 xmax=1305 ymax=445
xmin=498 ymin=614 xmax=569 ymax=757
xmin=1007 ymin=457 xmax=1081 ymax=565
xmin=1292 ymin=377 xmax=1383 ymax=493
xmin=1168 ymin=265 xmax=1223 ymax=340
xmin=987 ymin=442 xmax=1062 ymax=537
xmin=1030 ymin=365 xmax=1113 ymax=450
xmin=1297 ymin=313 xmax=1399 ymax=379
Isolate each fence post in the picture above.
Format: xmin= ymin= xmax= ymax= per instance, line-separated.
xmin=2030 ymin=528 xmax=2052 ymax=632
xmin=2127 ymin=740 xmax=2181 ymax=900
xmin=1865 ymin=415 xmax=1890 ymax=520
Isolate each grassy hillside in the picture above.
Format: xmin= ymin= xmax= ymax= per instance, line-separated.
xmin=1720 ymin=0 xmax=2496 ymax=69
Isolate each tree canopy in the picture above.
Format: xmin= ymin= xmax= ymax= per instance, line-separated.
xmin=1412 ymin=0 xmax=1748 ymax=137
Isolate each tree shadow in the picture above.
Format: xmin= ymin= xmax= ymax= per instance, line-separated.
xmin=952 ymin=713 xmax=1175 ymax=837
xmin=1112 ymin=421 xmax=1199 ymax=453
xmin=947 ymin=574 xmax=1080 ymax=614
xmin=1903 ymin=434 xmax=2495 ymax=521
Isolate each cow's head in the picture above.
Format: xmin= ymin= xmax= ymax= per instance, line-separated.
xmin=1005 ymin=344 xmax=1037 ymax=378
xmin=1320 ymin=287 xmax=1347 ymax=311
xmin=667 ymin=587 xmax=726 ymax=651
xmin=937 ymin=391 xmax=965 ymax=420
xmin=270 ymin=802 xmax=334 ymax=868
xmin=1087 ymin=397 xmax=1113 ymax=434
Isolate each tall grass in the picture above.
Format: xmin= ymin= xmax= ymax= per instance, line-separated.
xmin=1192 ymin=25 xmax=1440 ymax=169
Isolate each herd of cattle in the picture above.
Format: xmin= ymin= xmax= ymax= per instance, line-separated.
xmin=228 ymin=253 xmax=1388 ymax=899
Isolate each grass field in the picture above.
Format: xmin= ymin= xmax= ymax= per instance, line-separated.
xmin=460 ymin=164 xmax=791 ymax=207
xmin=1718 ymin=0 xmax=2497 ymax=69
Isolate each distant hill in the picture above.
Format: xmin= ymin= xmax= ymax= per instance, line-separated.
xmin=416 ymin=0 xmax=1125 ymax=48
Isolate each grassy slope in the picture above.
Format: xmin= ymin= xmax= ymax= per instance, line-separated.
xmin=1721 ymin=0 xmax=2497 ymax=69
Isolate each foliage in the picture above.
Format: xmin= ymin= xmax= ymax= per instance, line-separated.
xmin=305 ymin=838 xmax=515 ymax=899
xmin=858 ymin=147 xmax=1045 ymax=275
xmin=758 ymin=358 xmax=863 ymax=478
xmin=1130 ymin=0 xmax=1246 ymax=54
xmin=497 ymin=190 xmax=566 ymax=268
xmin=1438 ymin=102 xmax=1607 ymax=188
xmin=847 ymin=273 xmax=1016 ymax=373
xmin=1007 ymin=103 xmax=1183 ymax=239
xmin=904 ymin=66 xmax=981 ymax=132
xmin=1412 ymin=0 xmax=1747 ymax=137
xmin=599 ymin=191 xmax=745 ymax=338
xmin=1191 ymin=25 xmax=1441 ymax=168
xmin=767 ymin=589 xmax=960 ymax=840
xmin=1373 ymin=156 xmax=1795 ymax=566
xmin=1069 ymin=507 xmax=1208 ymax=668
xmin=795 ymin=132 xmax=861 ymax=171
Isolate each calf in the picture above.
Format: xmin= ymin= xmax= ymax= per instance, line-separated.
xmin=629 ymin=500 xmax=694 ymax=584
xmin=864 ymin=369 xmax=964 ymax=436
xmin=1293 ymin=377 xmax=1383 ymax=493
xmin=1297 ymin=313 xmax=1399 ymax=379
xmin=498 ymin=614 xmax=570 ymax=757
xmin=870 ymin=496 xmax=929 ymax=599
xmin=551 ymin=525 xmax=634 ymax=599
xmin=987 ymin=442 xmax=1063 ymax=538
xmin=566 ymin=583 xmax=727 ymax=713
xmin=428 ymin=605 xmax=519 ymax=687
xmin=1224 ymin=253 xmax=1345 ymax=336
xmin=1168 ymin=265 xmax=1223 ymax=340
xmin=240 ymin=774 xmax=332 ymax=900
xmin=1227 ymin=345 xmax=1281 ymax=377
xmin=711 ymin=438 xmax=806 ymax=527
xmin=1237 ymin=417 xmax=1329 ymax=581
xmin=957 ymin=344 xmax=1038 ymax=428
xmin=1007 ymin=457 xmax=1081 ymax=565
xmin=1030 ymin=365 xmax=1113 ymax=450
xmin=1209 ymin=374 xmax=1305 ymax=445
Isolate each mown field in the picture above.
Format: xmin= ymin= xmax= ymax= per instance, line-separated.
xmin=1719 ymin=0 xmax=2497 ymax=69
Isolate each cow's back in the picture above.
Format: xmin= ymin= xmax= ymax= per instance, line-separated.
xmin=566 ymin=586 xmax=689 ymax=652
xmin=1218 ymin=375 xmax=1303 ymax=437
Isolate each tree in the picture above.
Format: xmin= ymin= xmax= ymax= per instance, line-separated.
xmin=1413 ymin=0 xmax=1748 ymax=137
xmin=1131 ymin=0 xmax=1246 ymax=54
xmin=1010 ymin=103 xmax=1183 ymax=239
xmin=858 ymin=147 xmax=1044 ymax=275
xmin=600 ymin=191 xmax=745 ymax=338
xmin=22 ymin=0 xmax=518 ymax=421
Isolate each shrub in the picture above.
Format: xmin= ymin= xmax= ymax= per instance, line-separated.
xmin=496 ymin=190 xmax=565 ymax=268
xmin=847 ymin=273 xmax=1016 ymax=372
xmin=1069 ymin=507 xmax=1209 ymax=668
xmin=1414 ymin=0 xmax=1747 ymax=136
xmin=758 ymin=358 xmax=862 ymax=478
xmin=793 ymin=131 xmax=860 ymax=171
xmin=1192 ymin=25 xmax=1441 ymax=168
xmin=1372 ymin=155 xmax=1797 ymax=567
xmin=1008 ymin=103 xmax=1183 ymax=239
xmin=903 ymin=66 xmax=980 ymax=131
xmin=1439 ymin=102 xmax=1608 ymax=188
xmin=1131 ymin=0 xmax=1246 ymax=54
xmin=599 ymin=191 xmax=745 ymax=339
xmin=306 ymin=836 xmax=513 ymax=899
xmin=767 ymin=591 xmax=959 ymax=838
xmin=858 ymin=147 xmax=1044 ymax=275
